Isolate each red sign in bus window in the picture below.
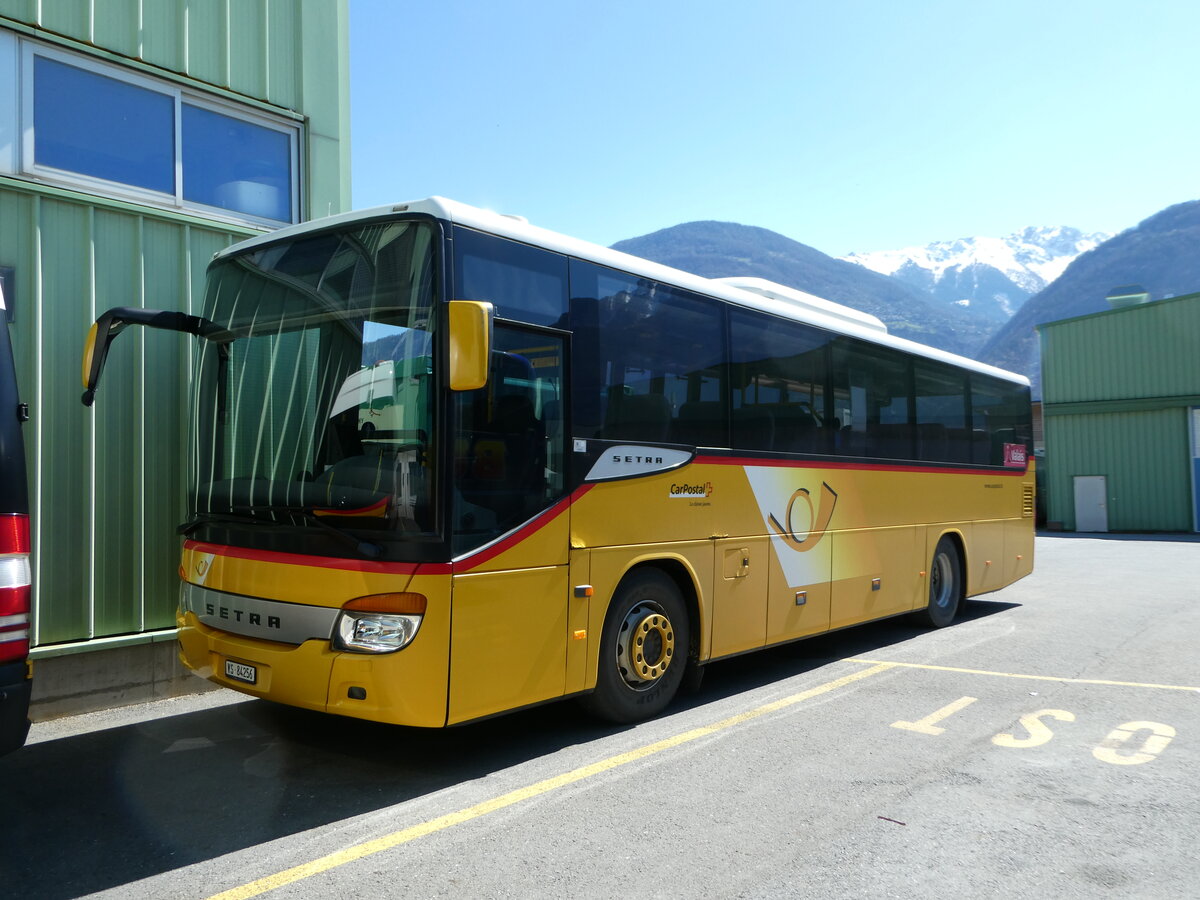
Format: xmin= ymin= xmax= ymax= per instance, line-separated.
xmin=1003 ymin=443 xmax=1028 ymax=469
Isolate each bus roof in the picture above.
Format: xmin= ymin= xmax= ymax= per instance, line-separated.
xmin=215 ymin=197 xmax=1030 ymax=386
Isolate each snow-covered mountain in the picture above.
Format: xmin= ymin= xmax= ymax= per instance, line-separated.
xmin=840 ymin=226 xmax=1110 ymax=323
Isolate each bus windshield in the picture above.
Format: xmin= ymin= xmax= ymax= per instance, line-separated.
xmin=189 ymin=219 xmax=440 ymax=558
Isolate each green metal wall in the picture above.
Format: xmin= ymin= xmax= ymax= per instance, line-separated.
xmin=1042 ymin=408 xmax=1192 ymax=531
xmin=1041 ymin=294 xmax=1200 ymax=405
xmin=1040 ymin=294 xmax=1200 ymax=532
xmin=1 ymin=184 xmax=245 ymax=643
xmin=0 ymin=1 xmax=350 ymax=650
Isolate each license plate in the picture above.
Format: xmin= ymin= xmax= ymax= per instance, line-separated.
xmin=225 ymin=659 xmax=257 ymax=684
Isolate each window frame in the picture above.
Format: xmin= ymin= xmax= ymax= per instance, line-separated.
xmin=17 ymin=40 xmax=302 ymax=227
xmin=0 ymin=30 xmax=18 ymax=175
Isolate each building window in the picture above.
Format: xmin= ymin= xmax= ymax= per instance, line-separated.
xmin=33 ymin=56 xmax=176 ymax=194
xmin=182 ymin=104 xmax=294 ymax=223
xmin=12 ymin=40 xmax=299 ymax=225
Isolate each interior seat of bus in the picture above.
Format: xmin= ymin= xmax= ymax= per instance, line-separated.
xmin=602 ymin=392 xmax=672 ymax=442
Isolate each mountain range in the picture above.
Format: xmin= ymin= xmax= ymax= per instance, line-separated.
xmin=980 ymin=200 xmax=1200 ymax=388
xmin=840 ymin=226 xmax=1109 ymax=324
xmin=612 ymin=201 xmax=1200 ymax=395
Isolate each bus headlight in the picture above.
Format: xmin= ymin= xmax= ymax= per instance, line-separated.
xmin=333 ymin=592 xmax=426 ymax=654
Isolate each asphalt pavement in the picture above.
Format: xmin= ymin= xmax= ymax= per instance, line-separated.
xmin=2 ymin=533 xmax=1197 ymax=899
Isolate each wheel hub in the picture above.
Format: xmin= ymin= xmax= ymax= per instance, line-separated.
xmin=931 ymin=552 xmax=953 ymax=609
xmin=616 ymin=603 xmax=675 ymax=686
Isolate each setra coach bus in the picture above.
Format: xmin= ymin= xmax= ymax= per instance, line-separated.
xmin=82 ymin=197 xmax=1034 ymax=725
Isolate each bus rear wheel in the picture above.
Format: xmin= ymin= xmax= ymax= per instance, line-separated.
xmin=581 ymin=568 xmax=689 ymax=724
xmin=914 ymin=536 xmax=962 ymax=628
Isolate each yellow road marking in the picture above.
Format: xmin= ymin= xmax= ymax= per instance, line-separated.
xmin=208 ymin=662 xmax=895 ymax=900
xmin=848 ymin=658 xmax=1200 ymax=692
xmin=892 ymin=696 xmax=979 ymax=735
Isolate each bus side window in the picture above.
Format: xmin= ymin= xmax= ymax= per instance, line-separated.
xmin=970 ymin=374 xmax=1032 ymax=466
xmin=730 ymin=309 xmax=830 ymax=455
xmin=832 ymin=339 xmax=913 ymax=460
xmin=570 ymin=261 xmax=726 ymax=447
xmin=453 ymin=226 xmax=568 ymax=327
xmin=915 ymin=362 xmax=969 ymax=463
xmin=604 ymin=390 xmax=672 ymax=442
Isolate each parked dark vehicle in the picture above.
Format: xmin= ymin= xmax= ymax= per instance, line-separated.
xmin=0 ymin=281 xmax=32 ymax=755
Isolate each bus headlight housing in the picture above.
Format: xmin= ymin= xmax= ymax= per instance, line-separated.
xmin=333 ymin=592 xmax=426 ymax=654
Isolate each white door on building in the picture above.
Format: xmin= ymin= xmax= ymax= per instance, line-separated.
xmin=1073 ymin=475 xmax=1108 ymax=533
xmin=1191 ymin=408 xmax=1200 ymax=533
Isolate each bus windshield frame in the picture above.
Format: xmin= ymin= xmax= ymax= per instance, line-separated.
xmin=185 ymin=215 xmax=450 ymax=562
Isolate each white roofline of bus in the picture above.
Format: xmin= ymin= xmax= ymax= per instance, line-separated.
xmin=214 ymin=197 xmax=1030 ymax=387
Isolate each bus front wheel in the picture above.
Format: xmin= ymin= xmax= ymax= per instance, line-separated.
xmin=914 ymin=536 xmax=962 ymax=628
xmin=581 ymin=568 xmax=689 ymax=724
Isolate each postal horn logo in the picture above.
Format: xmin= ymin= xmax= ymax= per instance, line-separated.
xmin=768 ymin=482 xmax=838 ymax=552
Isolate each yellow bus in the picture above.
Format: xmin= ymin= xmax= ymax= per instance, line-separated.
xmin=82 ymin=198 xmax=1034 ymax=725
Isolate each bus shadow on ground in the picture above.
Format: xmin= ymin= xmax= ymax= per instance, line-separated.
xmin=677 ymin=595 xmax=1019 ymax=708
xmin=0 ymin=598 xmax=1016 ymax=899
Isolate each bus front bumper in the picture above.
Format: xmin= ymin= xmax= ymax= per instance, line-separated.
xmin=176 ymin=612 xmax=449 ymax=727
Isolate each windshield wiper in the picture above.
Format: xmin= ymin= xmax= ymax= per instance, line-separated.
xmin=177 ymin=510 xmax=283 ymax=536
xmin=295 ymin=509 xmax=384 ymax=560
xmin=180 ymin=504 xmax=383 ymax=559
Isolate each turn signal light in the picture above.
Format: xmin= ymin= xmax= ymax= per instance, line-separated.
xmin=342 ymin=593 xmax=427 ymax=615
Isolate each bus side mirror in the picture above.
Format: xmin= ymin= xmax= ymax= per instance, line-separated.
xmin=448 ymin=300 xmax=493 ymax=391
xmin=81 ymin=311 xmax=124 ymax=407
xmin=81 ymin=307 xmax=233 ymax=406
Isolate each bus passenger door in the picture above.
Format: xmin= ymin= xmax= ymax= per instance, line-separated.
xmin=448 ymin=325 xmax=573 ymax=724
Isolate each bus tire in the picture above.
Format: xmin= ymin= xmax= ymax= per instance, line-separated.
xmin=580 ymin=568 xmax=689 ymax=724
xmin=914 ymin=536 xmax=962 ymax=628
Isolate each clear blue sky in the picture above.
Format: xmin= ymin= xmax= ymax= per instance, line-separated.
xmin=350 ymin=0 xmax=1200 ymax=256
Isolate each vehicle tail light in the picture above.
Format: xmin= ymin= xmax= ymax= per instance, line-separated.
xmin=0 ymin=514 xmax=31 ymax=664
xmin=333 ymin=592 xmax=426 ymax=654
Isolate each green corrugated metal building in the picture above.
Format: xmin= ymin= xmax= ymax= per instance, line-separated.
xmin=1037 ymin=292 xmax=1200 ymax=533
xmin=0 ymin=0 xmax=350 ymax=715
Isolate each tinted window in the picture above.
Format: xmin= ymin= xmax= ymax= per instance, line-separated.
xmin=914 ymin=362 xmax=970 ymax=463
xmin=831 ymin=339 xmax=912 ymax=459
xmin=570 ymin=261 xmax=726 ymax=446
xmin=970 ymin=374 xmax=1032 ymax=466
xmin=453 ymin=227 xmax=568 ymax=327
xmin=729 ymin=310 xmax=830 ymax=453
xmin=34 ymin=56 xmax=174 ymax=193
xmin=183 ymin=105 xmax=293 ymax=222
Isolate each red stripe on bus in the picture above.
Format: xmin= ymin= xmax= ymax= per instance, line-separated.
xmin=697 ymin=455 xmax=1028 ymax=476
xmin=454 ymin=484 xmax=595 ymax=572
xmin=181 ymin=541 xmax=452 ymax=575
